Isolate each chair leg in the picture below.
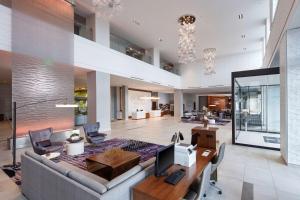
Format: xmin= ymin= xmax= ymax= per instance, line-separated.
xmin=210 ymin=182 xmax=222 ymax=195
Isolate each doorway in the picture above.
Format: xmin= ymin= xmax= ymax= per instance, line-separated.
xmin=232 ymin=68 xmax=280 ymax=150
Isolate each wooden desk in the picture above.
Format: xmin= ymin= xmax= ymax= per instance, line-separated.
xmin=86 ymin=151 xmax=140 ymax=180
xmin=133 ymin=148 xmax=216 ymax=200
xmin=191 ymin=126 xmax=219 ymax=150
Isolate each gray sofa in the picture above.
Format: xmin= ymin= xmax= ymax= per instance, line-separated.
xmin=21 ymin=151 xmax=155 ymax=200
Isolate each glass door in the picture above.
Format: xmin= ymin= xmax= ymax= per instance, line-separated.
xmin=232 ymin=68 xmax=280 ymax=150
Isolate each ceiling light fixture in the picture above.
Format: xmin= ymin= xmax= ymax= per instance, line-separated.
xmin=178 ymin=15 xmax=197 ymax=64
xmin=241 ymin=34 xmax=246 ymax=38
xmin=238 ymin=14 xmax=244 ymax=20
xmin=140 ymin=97 xmax=160 ymax=100
xmin=92 ymin=0 xmax=122 ymax=19
xmin=203 ymin=48 xmax=217 ymax=75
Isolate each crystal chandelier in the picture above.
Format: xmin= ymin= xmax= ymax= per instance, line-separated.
xmin=92 ymin=0 xmax=122 ymax=19
xmin=178 ymin=15 xmax=197 ymax=64
xmin=203 ymin=48 xmax=216 ymax=75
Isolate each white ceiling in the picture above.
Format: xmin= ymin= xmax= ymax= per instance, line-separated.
xmin=183 ymin=86 xmax=231 ymax=95
xmin=77 ymin=0 xmax=269 ymax=63
xmin=110 ymin=75 xmax=174 ymax=93
xmin=74 ymin=67 xmax=175 ymax=93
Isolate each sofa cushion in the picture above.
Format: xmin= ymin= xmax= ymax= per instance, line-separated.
xmin=41 ymin=158 xmax=70 ymax=176
xmin=139 ymin=157 xmax=156 ymax=169
xmin=68 ymin=170 xmax=107 ymax=194
xmin=59 ymin=161 xmax=108 ymax=185
xmin=25 ymin=151 xmax=43 ymax=162
xmin=105 ymin=165 xmax=142 ymax=189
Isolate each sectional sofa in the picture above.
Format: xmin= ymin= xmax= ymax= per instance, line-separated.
xmin=21 ymin=151 xmax=155 ymax=200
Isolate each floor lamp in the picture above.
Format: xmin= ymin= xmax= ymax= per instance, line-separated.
xmin=2 ymin=98 xmax=77 ymax=177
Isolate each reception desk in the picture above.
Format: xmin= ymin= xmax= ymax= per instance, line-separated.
xmin=150 ymin=110 xmax=161 ymax=118
xmin=132 ymin=111 xmax=146 ymax=120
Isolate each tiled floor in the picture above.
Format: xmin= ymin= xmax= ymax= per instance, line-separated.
xmin=0 ymin=116 xmax=300 ymax=200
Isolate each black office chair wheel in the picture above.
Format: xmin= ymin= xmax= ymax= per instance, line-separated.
xmin=211 ymin=181 xmax=216 ymax=185
xmin=203 ymin=194 xmax=206 ymax=197
xmin=218 ymin=191 xmax=222 ymax=195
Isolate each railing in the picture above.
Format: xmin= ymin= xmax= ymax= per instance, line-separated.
xmin=110 ymin=34 xmax=152 ymax=65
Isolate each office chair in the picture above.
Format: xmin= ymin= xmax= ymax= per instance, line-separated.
xmin=171 ymin=132 xmax=184 ymax=143
xmin=210 ymin=143 xmax=226 ymax=194
xmin=183 ymin=162 xmax=212 ymax=200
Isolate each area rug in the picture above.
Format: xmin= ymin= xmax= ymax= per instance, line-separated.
xmin=263 ymin=136 xmax=280 ymax=144
xmin=53 ymin=138 xmax=163 ymax=170
xmin=2 ymin=138 xmax=163 ymax=185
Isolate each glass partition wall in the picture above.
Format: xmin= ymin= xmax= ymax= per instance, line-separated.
xmin=232 ymin=68 xmax=280 ymax=150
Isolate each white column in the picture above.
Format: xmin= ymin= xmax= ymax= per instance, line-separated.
xmin=86 ymin=14 xmax=110 ymax=47
xmin=121 ymin=86 xmax=128 ymax=120
xmin=280 ymin=28 xmax=300 ymax=165
xmin=152 ymin=48 xmax=160 ymax=67
xmin=87 ymin=71 xmax=111 ymax=132
xmin=174 ymin=90 xmax=183 ymax=118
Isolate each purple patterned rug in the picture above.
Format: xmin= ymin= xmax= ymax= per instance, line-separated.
xmin=52 ymin=138 xmax=163 ymax=170
xmin=2 ymin=138 xmax=163 ymax=186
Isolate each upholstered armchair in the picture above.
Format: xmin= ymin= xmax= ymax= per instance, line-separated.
xmin=83 ymin=122 xmax=107 ymax=145
xmin=29 ymin=128 xmax=64 ymax=155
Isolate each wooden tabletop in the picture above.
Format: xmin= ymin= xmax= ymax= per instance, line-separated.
xmin=133 ymin=148 xmax=216 ymax=200
xmin=86 ymin=150 xmax=140 ymax=168
xmin=192 ymin=126 xmax=219 ymax=133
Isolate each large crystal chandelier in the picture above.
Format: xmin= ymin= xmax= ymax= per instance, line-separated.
xmin=203 ymin=48 xmax=216 ymax=75
xmin=92 ymin=0 xmax=122 ymax=19
xmin=178 ymin=15 xmax=197 ymax=64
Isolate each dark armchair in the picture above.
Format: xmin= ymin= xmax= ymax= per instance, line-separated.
xmin=83 ymin=122 xmax=107 ymax=145
xmin=29 ymin=127 xmax=64 ymax=155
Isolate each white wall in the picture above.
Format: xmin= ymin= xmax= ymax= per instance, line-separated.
xmin=183 ymin=93 xmax=197 ymax=112
xmin=74 ymin=36 xmax=181 ymax=89
xmin=128 ymin=90 xmax=151 ymax=116
xmin=0 ymin=5 xmax=11 ymax=52
xmin=0 ymin=6 xmax=181 ymax=90
xmin=263 ymin=0 xmax=295 ymax=67
xmin=158 ymin=93 xmax=174 ymax=105
xmin=280 ymin=28 xmax=300 ymax=165
xmin=179 ymin=51 xmax=263 ymax=88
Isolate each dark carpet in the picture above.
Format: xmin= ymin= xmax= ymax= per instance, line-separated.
xmin=263 ymin=136 xmax=280 ymax=144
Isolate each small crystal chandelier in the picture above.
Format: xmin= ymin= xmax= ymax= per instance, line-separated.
xmin=92 ymin=0 xmax=122 ymax=19
xmin=203 ymin=48 xmax=217 ymax=75
xmin=178 ymin=15 xmax=197 ymax=64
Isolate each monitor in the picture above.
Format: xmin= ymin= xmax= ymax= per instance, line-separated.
xmin=155 ymin=144 xmax=174 ymax=177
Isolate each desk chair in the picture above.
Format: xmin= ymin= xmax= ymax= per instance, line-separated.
xmin=183 ymin=162 xmax=212 ymax=200
xmin=210 ymin=143 xmax=226 ymax=194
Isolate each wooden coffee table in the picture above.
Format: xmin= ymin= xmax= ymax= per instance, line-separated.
xmin=86 ymin=150 xmax=141 ymax=180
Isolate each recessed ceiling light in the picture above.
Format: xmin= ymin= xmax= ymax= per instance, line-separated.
xmin=132 ymin=19 xmax=141 ymax=26
xmin=238 ymin=13 xmax=244 ymax=20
